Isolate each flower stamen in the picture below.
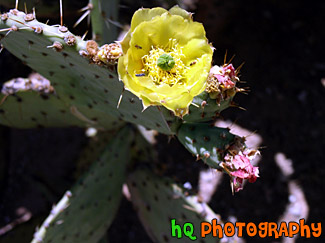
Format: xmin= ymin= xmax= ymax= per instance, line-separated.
xmin=140 ymin=39 xmax=187 ymax=86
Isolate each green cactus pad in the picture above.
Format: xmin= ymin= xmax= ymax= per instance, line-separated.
xmin=177 ymin=123 xmax=236 ymax=168
xmin=0 ymin=75 xmax=98 ymax=128
xmin=184 ymin=91 xmax=233 ymax=123
xmin=97 ymin=235 xmax=109 ymax=243
xmin=74 ymin=129 xmax=118 ymax=178
xmin=90 ymin=0 xmax=119 ymax=45
xmin=0 ymin=9 xmax=176 ymax=134
xmin=32 ymin=126 xmax=134 ymax=243
xmin=127 ymin=169 xmax=220 ymax=243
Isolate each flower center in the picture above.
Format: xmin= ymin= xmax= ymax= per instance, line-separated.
xmin=157 ymin=54 xmax=175 ymax=71
xmin=141 ymin=39 xmax=187 ymax=86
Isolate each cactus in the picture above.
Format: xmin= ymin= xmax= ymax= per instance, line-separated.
xmin=0 ymin=3 xmax=261 ymax=242
xmin=184 ymin=91 xmax=233 ymax=123
xmin=0 ymin=9 xmax=177 ymax=134
xmin=127 ymin=169 xmax=220 ymax=243
xmin=73 ymin=129 xmax=118 ymax=178
xmin=0 ymin=8 xmax=241 ymax=134
xmin=31 ymin=126 xmax=134 ymax=243
xmin=0 ymin=74 xmax=99 ymax=128
xmin=177 ymin=123 xmax=236 ymax=169
xmin=97 ymin=235 xmax=109 ymax=243
xmin=88 ymin=0 xmax=120 ymax=44
xmin=126 ymin=168 xmax=241 ymax=242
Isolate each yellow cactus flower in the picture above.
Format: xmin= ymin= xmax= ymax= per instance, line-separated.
xmin=118 ymin=6 xmax=213 ymax=117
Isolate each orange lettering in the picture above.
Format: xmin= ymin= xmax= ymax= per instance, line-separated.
xmin=201 ymin=222 xmax=212 ymax=237
xmin=278 ymin=222 xmax=289 ymax=237
xmin=212 ymin=219 xmax=223 ymax=238
xmin=288 ymin=222 xmax=299 ymax=237
xmin=268 ymin=222 xmax=279 ymax=238
xmin=311 ymin=223 xmax=321 ymax=237
xmin=300 ymin=219 xmax=311 ymax=238
xmin=224 ymin=222 xmax=235 ymax=237
xmin=235 ymin=222 xmax=245 ymax=237
xmin=258 ymin=222 xmax=268 ymax=238
xmin=246 ymin=222 xmax=257 ymax=237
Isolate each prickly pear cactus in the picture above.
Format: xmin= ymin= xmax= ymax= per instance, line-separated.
xmin=0 ymin=3 xmax=261 ymax=242
xmin=0 ymin=74 xmax=94 ymax=128
xmin=184 ymin=91 xmax=233 ymax=123
xmin=0 ymin=3 xmax=261 ymax=191
xmin=0 ymin=9 xmax=177 ymax=134
xmin=89 ymin=0 xmax=120 ymax=44
xmin=177 ymin=123 xmax=236 ymax=169
xmin=183 ymin=63 xmax=242 ymax=123
xmin=73 ymin=129 xmax=118 ymax=178
xmin=127 ymin=169 xmax=220 ymax=243
xmin=32 ymin=126 xmax=134 ymax=243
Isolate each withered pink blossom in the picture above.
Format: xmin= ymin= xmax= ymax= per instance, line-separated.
xmin=210 ymin=64 xmax=237 ymax=89
xmin=223 ymin=149 xmax=260 ymax=192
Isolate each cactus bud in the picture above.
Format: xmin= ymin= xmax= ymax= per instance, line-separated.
xmin=64 ymin=35 xmax=76 ymax=46
xmin=97 ymin=43 xmax=122 ymax=65
xmin=206 ymin=64 xmax=238 ymax=102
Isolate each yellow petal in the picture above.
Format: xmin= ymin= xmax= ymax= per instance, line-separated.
xmin=163 ymin=91 xmax=193 ymax=116
xmin=131 ymin=13 xmax=206 ymax=47
xmin=118 ymin=55 xmax=143 ymax=94
xmin=131 ymin=8 xmax=167 ymax=32
xmin=181 ymin=38 xmax=213 ymax=65
xmin=120 ymin=8 xmax=167 ymax=53
xmin=169 ymin=5 xmax=192 ymax=20
xmin=185 ymin=54 xmax=212 ymax=95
